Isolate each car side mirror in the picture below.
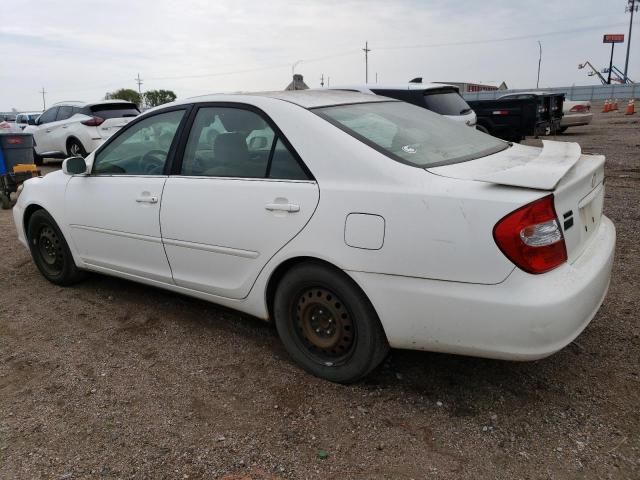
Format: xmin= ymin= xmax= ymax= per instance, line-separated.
xmin=62 ymin=156 xmax=88 ymax=175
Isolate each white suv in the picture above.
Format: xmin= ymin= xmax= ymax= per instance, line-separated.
xmin=24 ymin=100 xmax=140 ymax=164
xmin=330 ymin=81 xmax=477 ymax=127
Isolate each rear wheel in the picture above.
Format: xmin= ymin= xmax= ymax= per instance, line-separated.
xmin=558 ymin=126 xmax=568 ymax=133
xmin=274 ymin=263 xmax=389 ymax=383
xmin=33 ymin=149 xmax=43 ymax=166
xmin=67 ymin=138 xmax=87 ymax=158
xmin=27 ymin=210 xmax=85 ymax=285
xmin=0 ymin=194 xmax=11 ymax=210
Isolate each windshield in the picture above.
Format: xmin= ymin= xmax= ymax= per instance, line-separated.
xmin=314 ymin=101 xmax=507 ymax=167
xmin=423 ymin=91 xmax=472 ymax=116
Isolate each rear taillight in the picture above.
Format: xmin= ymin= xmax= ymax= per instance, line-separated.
xmin=492 ymin=110 xmax=510 ymax=116
xmin=81 ymin=116 xmax=104 ymax=126
xmin=6 ymin=136 xmax=23 ymax=145
xmin=493 ymin=195 xmax=567 ymax=274
xmin=569 ymin=105 xmax=587 ymax=113
xmin=0 ymin=122 xmax=10 ymax=129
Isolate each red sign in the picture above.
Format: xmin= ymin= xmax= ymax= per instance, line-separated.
xmin=603 ymin=34 xmax=624 ymax=43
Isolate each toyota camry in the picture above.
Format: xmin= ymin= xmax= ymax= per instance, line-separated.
xmin=13 ymin=90 xmax=616 ymax=383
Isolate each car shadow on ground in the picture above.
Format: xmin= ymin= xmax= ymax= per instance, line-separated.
xmin=72 ymin=270 xmax=581 ymax=410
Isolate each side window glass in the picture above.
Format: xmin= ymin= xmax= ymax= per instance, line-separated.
xmin=93 ymin=110 xmax=185 ymax=175
xmin=181 ymin=107 xmax=273 ymax=178
xmin=268 ymin=139 xmax=308 ymax=180
xmin=38 ymin=108 xmax=58 ymax=124
xmin=56 ymin=106 xmax=73 ymax=121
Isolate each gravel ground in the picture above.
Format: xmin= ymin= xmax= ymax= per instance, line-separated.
xmin=1 ymin=107 xmax=638 ymax=479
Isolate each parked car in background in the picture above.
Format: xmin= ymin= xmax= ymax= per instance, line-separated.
xmin=498 ymin=91 xmax=565 ymax=134
xmin=559 ymin=100 xmax=592 ymax=132
xmin=13 ymin=90 xmax=615 ymax=383
xmin=24 ymin=100 xmax=140 ymax=165
xmin=14 ymin=112 xmax=43 ymax=130
xmin=330 ymin=80 xmax=477 ymax=127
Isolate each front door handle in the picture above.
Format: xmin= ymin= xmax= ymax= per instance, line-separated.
xmin=136 ymin=196 xmax=158 ymax=204
xmin=265 ymin=203 xmax=300 ymax=213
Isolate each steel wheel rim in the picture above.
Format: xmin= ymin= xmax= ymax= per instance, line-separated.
xmin=294 ymin=287 xmax=356 ymax=365
xmin=35 ymin=226 xmax=64 ymax=275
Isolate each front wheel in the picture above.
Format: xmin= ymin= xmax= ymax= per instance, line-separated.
xmin=274 ymin=263 xmax=389 ymax=383
xmin=27 ymin=210 xmax=85 ymax=285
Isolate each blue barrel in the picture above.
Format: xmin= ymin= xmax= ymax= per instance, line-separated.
xmin=0 ymin=144 xmax=6 ymax=175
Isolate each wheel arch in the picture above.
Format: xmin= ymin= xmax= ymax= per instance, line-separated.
xmin=22 ymin=203 xmax=45 ymax=236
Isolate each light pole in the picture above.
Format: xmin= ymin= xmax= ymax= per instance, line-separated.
xmin=536 ymin=41 xmax=542 ymax=89
xmin=363 ymin=41 xmax=371 ymax=83
xmin=624 ymin=0 xmax=638 ymax=83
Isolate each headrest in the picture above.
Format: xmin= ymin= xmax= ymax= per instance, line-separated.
xmin=218 ymin=108 xmax=266 ymax=132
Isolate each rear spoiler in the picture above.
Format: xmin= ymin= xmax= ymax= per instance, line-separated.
xmin=428 ymin=140 xmax=586 ymax=191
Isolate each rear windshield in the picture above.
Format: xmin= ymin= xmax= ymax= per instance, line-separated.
xmin=90 ymin=103 xmax=140 ymax=119
xmin=423 ymin=91 xmax=472 ymax=116
xmin=315 ymin=101 xmax=507 ymax=167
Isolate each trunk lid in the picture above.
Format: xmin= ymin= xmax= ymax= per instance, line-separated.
xmin=428 ymin=140 xmax=605 ymax=263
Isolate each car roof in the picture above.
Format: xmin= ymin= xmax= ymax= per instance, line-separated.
xmin=330 ymin=82 xmax=459 ymax=93
xmin=179 ymin=89 xmax=396 ymax=109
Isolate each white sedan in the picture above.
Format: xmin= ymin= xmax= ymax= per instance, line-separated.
xmin=13 ymin=90 xmax=615 ymax=383
xmin=560 ymin=100 xmax=593 ymax=132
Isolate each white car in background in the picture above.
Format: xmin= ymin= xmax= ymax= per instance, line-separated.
xmin=13 ymin=90 xmax=615 ymax=383
xmin=330 ymin=81 xmax=477 ymax=127
xmin=560 ymin=100 xmax=592 ymax=132
xmin=14 ymin=112 xmax=43 ymax=130
xmin=24 ymin=100 xmax=140 ymax=164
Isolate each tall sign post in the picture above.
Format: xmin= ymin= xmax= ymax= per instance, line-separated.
xmin=603 ymin=34 xmax=624 ymax=84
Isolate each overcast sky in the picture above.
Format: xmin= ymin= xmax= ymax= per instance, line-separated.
xmin=1 ymin=0 xmax=637 ymax=111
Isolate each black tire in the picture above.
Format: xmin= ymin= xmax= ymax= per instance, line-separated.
xmin=558 ymin=126 xmax=568 ymax=134
xmin=33 ymin=149 xmax=43 ymax=166
xmin=67 ymin=138 xmax=87 ymax=158
xmin=274 ymin=262 xmax=389 ymax=383
xmin=0 ymin=194 xmax=11 ymax=210
xmin=27 ymin=210 xmax=85 ymax=286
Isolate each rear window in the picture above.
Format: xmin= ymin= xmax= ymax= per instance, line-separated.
xmin=90 ymin=103 xmax=140 ymax=119
xmin=422 ymin=91 xmax=472 ymax=116
xmin=315 ymin=101 xmax=507 ymax=167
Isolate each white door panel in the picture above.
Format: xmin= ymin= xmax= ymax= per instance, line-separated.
xmin=66 ymin=176 xmax=173 ymax=282
xmin=160 ymin=178 xmax=319 ymax=299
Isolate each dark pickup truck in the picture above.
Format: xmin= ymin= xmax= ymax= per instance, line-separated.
xmin=466 ymin=92 xmax=564 ymax=143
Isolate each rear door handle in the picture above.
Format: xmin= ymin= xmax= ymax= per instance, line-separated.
xmin=265 ymin=203 xmax=300 ymax=213
xmin=136 ymin=196 xmax=158 ymax=204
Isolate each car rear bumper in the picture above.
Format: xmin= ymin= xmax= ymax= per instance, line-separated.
xmin=561 ymin=113 xmax=593 ymax=128
xmin=349 ymin=216 xmax=615 ymax=361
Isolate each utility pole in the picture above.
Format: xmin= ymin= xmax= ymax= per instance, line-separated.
xmin=40 ymin=87 xmax=46 ymax=111
xmin=624 ymin=0 xmax=638 ymax=82
xmin=327 ymin=76 xmax=330 ymax=87
xmin=135 ymin=73 xmax=143 ymax=107
xmin=363 ymin=41 xmax=371 ymax=83
xmin=607 ymin=42 xmax=616 ymax=84
xmin=536 ymin=41 xmax=542 ymax=89
xmin=320 ymin=73 xmax=325 ymax=88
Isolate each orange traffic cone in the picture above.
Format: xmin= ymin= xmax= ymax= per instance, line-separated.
xmin=625 ymin=99 xmax=635 ymax=115
xmin=602 ymin=100 xmax=610 ymax=113
xmin=612 ymin=99 xmax=619 ymax=111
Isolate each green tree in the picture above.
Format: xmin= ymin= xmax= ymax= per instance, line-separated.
xmin=143 ymin=89 xmax=177 ymax=108
xmin=105 ymin=88 xmax=141 ymax=106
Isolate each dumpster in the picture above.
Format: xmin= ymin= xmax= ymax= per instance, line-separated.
xmin=0 ymin=132 xmax=39 ymax=209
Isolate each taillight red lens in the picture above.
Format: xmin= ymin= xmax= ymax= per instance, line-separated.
xmin=493 ymin=195 xmax=567 ymax=274
xmin=81 ymin=116 xmax=104 ymax=126
xmin=6 ymin=136 xmax=23 ymax=145
xmin=570 ymin=105 xmax=587 ymax=113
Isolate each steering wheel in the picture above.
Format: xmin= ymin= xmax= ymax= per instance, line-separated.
xmin=141 ymin=150 xmax=167 ymax=174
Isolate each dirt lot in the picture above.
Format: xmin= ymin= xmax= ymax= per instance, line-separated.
xmin=1 ymin=107 xmax=639 ymax=479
